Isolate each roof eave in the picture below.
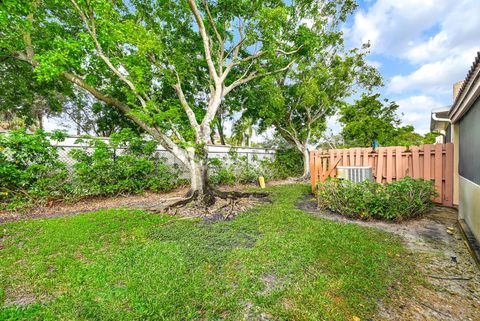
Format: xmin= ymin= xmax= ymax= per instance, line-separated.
xmin=449 ymin=52 xmax=480 ymax=123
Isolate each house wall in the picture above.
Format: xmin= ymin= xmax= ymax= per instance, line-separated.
xmin=459 ymin=177 xmax=480 ymax=241
xmin=458 ymin=96 xmax=480 ymax=241
xmin=459 ymin=98 xmax=480 ymax=183
xmin=445 ymin=124 xmax=452 ymax=143
xmin=453 ymin=124 xmax=459 ymax=205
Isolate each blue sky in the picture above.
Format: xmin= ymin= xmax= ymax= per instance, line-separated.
xmin=47 ymin=0 xmax=479 ymax=138
xmin=339 ymin=0 xmax=480 ymax=134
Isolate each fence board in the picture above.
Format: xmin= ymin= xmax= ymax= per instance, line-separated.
xmin=376 ymin=148 xmax=385 ymax=183
xmin=310 ymin=151 xmax=316 ymax=191
xmin=349 ymin=149 xmax=355 ymax=166
xmin=434 ymin=144 xmax=443 ymax=203
xmin=362 ymin=149 xmax=369 ymax=166
xmin=329 ymin=150 xmax=335 ymax=178
xmin=386 ymin=147 xmax=394 ymax=183
xmin=424 ymin=144 xmax=432 ymax=180
xmin=310 ymin=143 xmax=455 ymax=206
xmin=411 ymin=146 xmax=420 ymax=179
xmin=353 ymin=148 xmax=359 ymax=165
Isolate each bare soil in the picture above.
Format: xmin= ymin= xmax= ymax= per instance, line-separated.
xmin=299 ymin=195 xmax=480 ymax=321
xmin=0 ymin=178 xmax=298 ymax=224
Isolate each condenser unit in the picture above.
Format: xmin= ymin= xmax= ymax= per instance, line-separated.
xmin=336 ymin=166 xmax=373 ymax=183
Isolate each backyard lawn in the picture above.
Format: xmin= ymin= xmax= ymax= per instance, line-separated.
xmin=0 ymin=184 xmax=414 ymax=320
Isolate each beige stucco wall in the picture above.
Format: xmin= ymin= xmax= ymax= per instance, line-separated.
xmin=459 ymin=176 xmax=480 ymax=242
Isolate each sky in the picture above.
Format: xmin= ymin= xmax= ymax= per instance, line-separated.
xmin=46 ymin=0 xmax=480 ymax=138
xmin=341 ymin=0 xmax=480 ymax=134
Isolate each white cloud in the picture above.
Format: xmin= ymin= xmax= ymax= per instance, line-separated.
xmin=366 ymin=59 xmax=382 ymax=68
xmin=347 ymin=0 xmax=480 ymax=134
xmin=348 ymin=0 xmax=452 ymax=54
xmin=403 ymin=1 xmax=480 ymax=64
xmin=388 ymin=49 xmax=478 ymax=94
xmin=396 ymin=95 xmax=444 ymax=134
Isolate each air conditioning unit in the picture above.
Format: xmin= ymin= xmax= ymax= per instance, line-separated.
xmin=336 ymin=166 xmax=373 ymax=183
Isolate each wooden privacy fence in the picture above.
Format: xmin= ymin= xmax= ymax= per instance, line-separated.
xmin=310 ymin=143 xmax=454 ymax=206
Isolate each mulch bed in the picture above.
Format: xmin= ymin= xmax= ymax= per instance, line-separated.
xmin=0 ymin=178 xmax=299 ymax=224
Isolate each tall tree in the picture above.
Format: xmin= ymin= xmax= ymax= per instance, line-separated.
xmin=246 ymin=46 xmax=380 ymax=177
xmin=339 ymin=94 xmax=433 ymax=147
xmin=1 ymin=0 xmax=358 ymax=204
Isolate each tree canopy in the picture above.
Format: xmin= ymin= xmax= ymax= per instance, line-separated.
xmin=339 ymin=94 xmax=435 ymax=147
xmin=240 ymin=44 xmax=381 ymax=175
xmin=1 ymin=0 xmax=360 ymax=201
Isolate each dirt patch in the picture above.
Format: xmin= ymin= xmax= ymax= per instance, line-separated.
xmin=0 ymin=179 xmax=294 ymax=224
xmin=299 ymin=195 xmax=480 ymax=321
xmin=0 ymin=188 xmax=188 ymax=224
xmin=259 ymin=273 xmax=287 ymax=296
xmin=166 ymin=195 xmax=268 ymax=223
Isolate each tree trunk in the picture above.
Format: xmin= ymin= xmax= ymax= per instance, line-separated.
xmin=302 ymin=147 xmax=310 ymax=178
xmin=217 ymin=106 xmax=226 ymax=145
xmin=217 ymin=121 xmax=226 ymax=145
xmin=185 ymin=146 xmax=215 ymax=206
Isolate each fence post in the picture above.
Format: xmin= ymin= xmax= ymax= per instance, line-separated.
xmin=434 ymin=144 xmax=443 ymax=204
xmin=310 ymin=151 xmax=316 ymax=192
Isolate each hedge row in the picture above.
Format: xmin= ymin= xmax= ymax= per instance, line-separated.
xmin=317 ymin=177 xmax=437 ymax=221
xmin=0 ymin=129 xmax=302 ymax=210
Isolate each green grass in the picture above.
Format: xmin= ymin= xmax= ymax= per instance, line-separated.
xmin=0 ymin=184 xmax=414 ymax=320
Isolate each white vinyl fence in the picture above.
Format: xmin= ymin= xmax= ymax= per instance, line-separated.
xmin=52 ymin=136 xmax=276 ymax=176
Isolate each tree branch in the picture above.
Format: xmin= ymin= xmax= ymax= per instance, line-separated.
xmin=222 ymin=50 xmax=266 ymax=81
xmin=168 ymin=119 xmax=186 ymax=143
xmin=224 ymin=59 xmax=296 ymax=95
xmin=61 ymin=71 xmax=189 ymax=164
xmin=225 ymin=18 xmax=245 ymax=60
xmin=201 ymin=0 xmax=222 ymax=46
xmin=278 ymin=126 xmax=305 ymax=152
xmin=23 ymin=12 xmax=35 ymax=61
xmin=7 ymin=3 xmax=190 ymax=165
xmin=187 ymin=0 xmax=219 ymax=82
xmin=173 ymin=71 xmax=200 ymax=131
xmin=70 ymin=0 xmax=149 ymax=108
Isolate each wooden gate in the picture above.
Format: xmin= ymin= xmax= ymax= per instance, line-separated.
xmin=310 ymin=144 xmax=454 ymax=206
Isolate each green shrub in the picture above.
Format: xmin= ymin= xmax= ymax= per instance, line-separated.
xmin=207 ymin=147 xmax=302 ymax=186
xmin=70 ymin=129 xmax=180 ymax=196
xmin=0 ymin=129 xmax=70 ymax=209
xmin=271 ymin=148 xmax=303 ymax=178
xmin=208 ymin=157 xmax=236 ymax=186
xmin=317 ymin=177 xmax=437 ymax=221
xmin=0 ymin=129 xmax=303 ymax=210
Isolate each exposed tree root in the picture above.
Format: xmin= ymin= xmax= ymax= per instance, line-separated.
xmin=213 ymin=190 xmax=270 ymax=201
xmin=146 ymin=188 xmax=270 ymax=222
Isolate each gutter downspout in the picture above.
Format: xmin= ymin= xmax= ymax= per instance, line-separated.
xmin=432 ymin=113 xmax=452 ymax=123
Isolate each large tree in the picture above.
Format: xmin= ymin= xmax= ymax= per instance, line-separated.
xmin=1 ymin=0 xmax=357 ymax=204
xmin=245 ymin=46 xmax=380 ymax=177
xmin=339 ymin=94 xmax=434 ymax=147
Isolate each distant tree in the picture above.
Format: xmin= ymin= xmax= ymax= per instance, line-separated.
xmin=339 ymin=94 xmax=433 ymax=147
xmin=245 ymin=46 xmax=380 ymax=177
xmin=230 ymin=116 xmax=255 ymax=147
xmin=389 ymin=125 xmax=435 ymax=146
